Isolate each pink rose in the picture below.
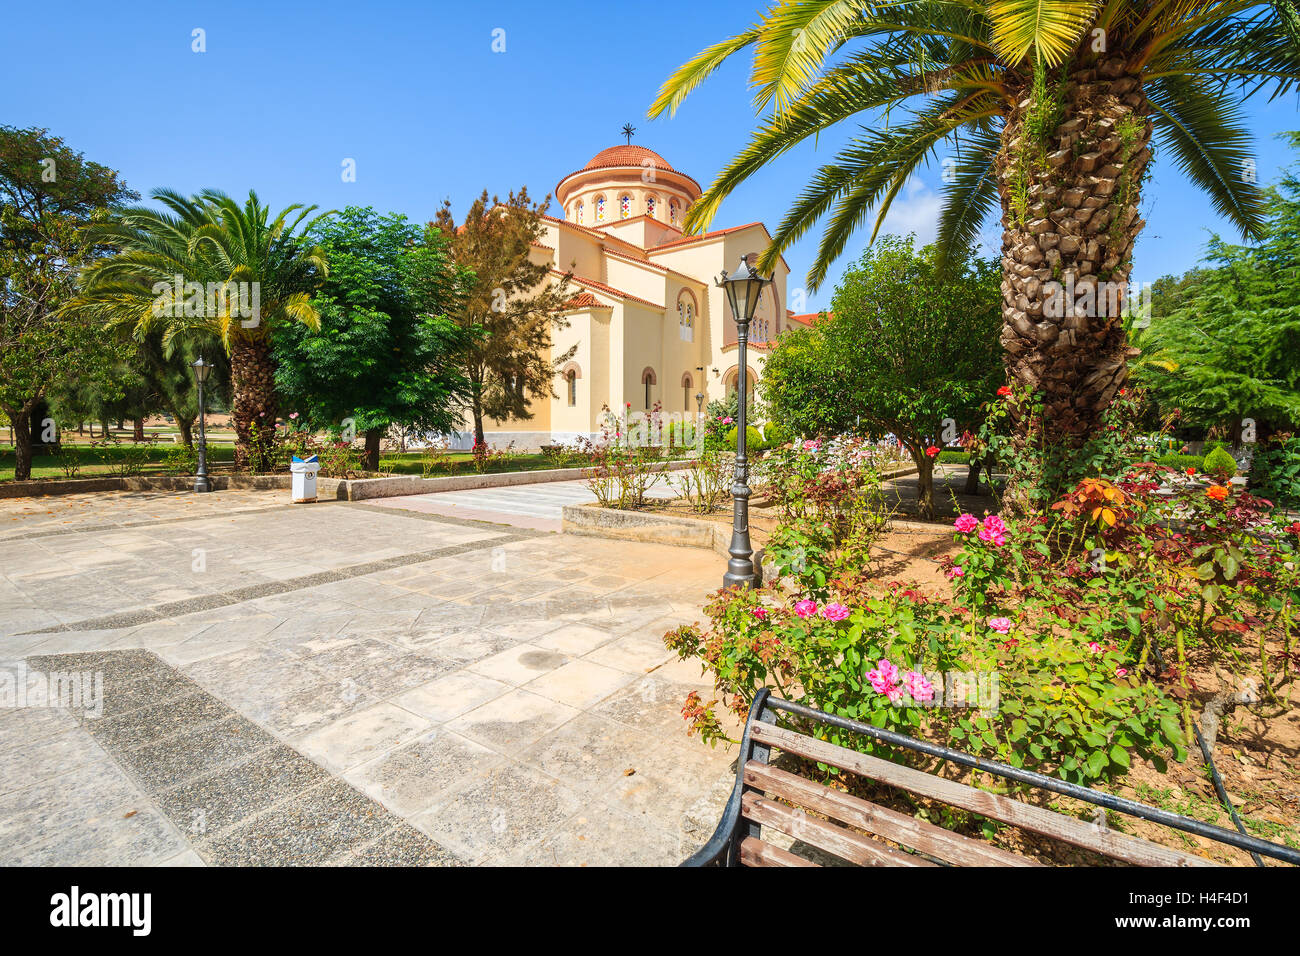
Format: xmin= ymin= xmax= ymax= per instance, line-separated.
xmin=722 ymin=417 xmax=734 ymax=425
xmin=978 ymin=515 xmax=1008 ymax=547
xmin=988 ymin=617 xmax=1012 ymax=634
xmin=953 ymin=513 xmax=978 ymax=534
xmin=753 ymin=607 xmax=768 ymax=620
xmin=867 ymin=659 xmax=899 ymax=695
xmin=945 ymin=566 xmax=965 ymax=580
xmin=903 ymin=671 xmax=934 ymax=702
xmin=793 ymin=599 xmax=817 ymax=619
xmin=819 ymin=602 xmax=850 ymax=622
xmin=1115 ymin=667 xmax=1129 ymax=677
xmin=1086 ymin=641 xmax=1102 ymax=654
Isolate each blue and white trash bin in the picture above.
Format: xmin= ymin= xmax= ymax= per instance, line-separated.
xmin=290 ymin=455 xmax=320 ymax=503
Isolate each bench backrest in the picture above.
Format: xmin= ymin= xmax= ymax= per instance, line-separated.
xmin=685 ymin=690 xmax=1299 ymax=867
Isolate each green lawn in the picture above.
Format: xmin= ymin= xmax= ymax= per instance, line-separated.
xmin=2 ymin=442 xmax=690 ymax=483
xmin=377 ymin=450 xmax=596 ymax=477
xmin=0 ymin=443 xmax=236 ymax=482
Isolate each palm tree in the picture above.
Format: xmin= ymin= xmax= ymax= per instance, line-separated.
xmin=73 ymin=189 xmax=330 ymax=467
xmin=650 ymin=1 xmax=1300 ymax=449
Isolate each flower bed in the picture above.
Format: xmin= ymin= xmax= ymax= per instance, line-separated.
xmin=664 ymin=433 xmax=1300 ymax=861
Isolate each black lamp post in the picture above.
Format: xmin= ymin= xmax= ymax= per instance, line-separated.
xmin=718 ymin=253 xmax=769 ymax=589
xmin=191 ymin=356 xmax=212 ymax=493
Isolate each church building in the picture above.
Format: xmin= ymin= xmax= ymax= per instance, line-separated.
xmin=460 ymin=143 xmax=812 ymax=450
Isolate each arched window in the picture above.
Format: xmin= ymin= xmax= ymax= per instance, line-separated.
xmin=595 ymin=196 xmax=606 ymax=222
xmin=676 ymin=291 xmax=696 ymax=343
xmin=641 ymin=367 xmax=656 ymax=409
xmin=646 ymin=195 xmax=656 ymax=219
xmin=669 ymin=199 xmax=679 ymax=227
xmin=619 ymin=195 xmax=631 ymax=219
xmin=725 ymin=366 xmax=756 ymax=402
xmin=561 ymin=362 xmax=581 ymax=407
xmin=575 ymin=200 xmax=584 ymax=224
xmin=681 ymin=372 xmax=693 ymax=412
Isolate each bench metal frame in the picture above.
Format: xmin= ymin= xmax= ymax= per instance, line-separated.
xmin=684 ymin=688 xmax=1300 ymax=867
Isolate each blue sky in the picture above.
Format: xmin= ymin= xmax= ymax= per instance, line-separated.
xmin=3 ymin=0 xmax=1297 ymax=312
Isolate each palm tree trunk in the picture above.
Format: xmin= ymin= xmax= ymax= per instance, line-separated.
xmin=996 ymin=57 xmax=1150 ymax=451
xmin=230 ymin=337 xmax=278 ymax=470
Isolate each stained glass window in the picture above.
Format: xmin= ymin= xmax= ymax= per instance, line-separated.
xmin=575 ymin=201 xmax=583 ymax=223
xmin=646 ymin=196 xmax=656 ymax=218
xmin=669 ymin=200 xmax=679 ymax=226
xmin=595 ymin=196 xmax=606 ymax=221
xmin=619 ymin=195 xmax=631 ymax=218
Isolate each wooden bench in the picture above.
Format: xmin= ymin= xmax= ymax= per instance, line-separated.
xmin=684 ymin=689 xmax=1300 ymax=867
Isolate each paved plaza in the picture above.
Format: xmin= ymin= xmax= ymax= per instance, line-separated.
xmin=364 ymin=476 xmax=677 ymax=531
xmin=0 ymin=488 xmax=737 ymax=866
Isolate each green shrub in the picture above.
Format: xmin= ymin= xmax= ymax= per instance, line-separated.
xmin=1203 ymin=446 xmax=1238 ymax=479
xmin=1250 ymin=436 xmax=1300 ymax=506
xmin=937 ymin=450 xmax=970 ymax=464
xmin=762 ymin=421 xmax=792 ymax=447
xmin=1154 ymin=453 xmax=1204 ymax=471
xmin=724 ymin=424 xmax=766 ymax=452
xmin=164 ymin=443 xmax=198 ymax=476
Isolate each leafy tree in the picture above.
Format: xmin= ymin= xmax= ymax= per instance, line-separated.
xmin=427 ymin=187 xmax=574 ymax=447
xmin=275 ymin=207 xmax=472 ymax=470
xmin=73 ymin=190 xmax=330 ymax=467
xmin=763 ymin=236 xmax=1002 ymax=518
xmin=650 ymin=1 xmax=1300 ymax=455
xmin=1132 ymin=132 xmax=1300 ymax=442
xmin=0 ymin=126 xmax=137 ymax=478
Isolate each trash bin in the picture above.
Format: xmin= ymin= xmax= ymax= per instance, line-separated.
xmin=290 ymin=455 xmax=320 ymax=503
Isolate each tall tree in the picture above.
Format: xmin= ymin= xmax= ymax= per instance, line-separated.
xmin=1132 ymin=132 xmax=1300 ymax=440
xmin=650 ymin=1 xmax=1300 ymax=458
xmin=73 ymin=190 xmax=330 ymax=467
xmin=275 ymin=206 xmax=472 ymax=470
xmin=426 ymin=188 xmax=574 ymax=447
xmin=0 ymin=126 xmax=137 ymax=478
xmin=762 ymin=236 xmax=1003 ymax=518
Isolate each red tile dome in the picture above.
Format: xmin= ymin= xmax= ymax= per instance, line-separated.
xmin=580 ymin=145 xmax=677 ymax=174
xmin=556 ymin=146 xmax=701 ymax=201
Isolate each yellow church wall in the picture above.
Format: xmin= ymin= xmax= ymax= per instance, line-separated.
xmin=549 ymin=307 xmax=596 ymax=437
xmin=603 ymin=256 xmax=666 ymax=306
xmin=548 ymin=223 xmax=603 ymax=280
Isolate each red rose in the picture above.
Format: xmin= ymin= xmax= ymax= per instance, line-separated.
xmin=925 ymin=446 xmax=940 ymax=458
xmin=997 ymin=385 xmax=1012 ymax=397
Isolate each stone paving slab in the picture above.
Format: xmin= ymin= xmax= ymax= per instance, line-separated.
xmin=12 ymin=649 xmax=458 ymax=866
xmin=363 ymin=476 xmax=678 ymax=531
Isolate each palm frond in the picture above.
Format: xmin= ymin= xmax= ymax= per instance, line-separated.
xmin=1146 ymin=73 xmax=1269 ymax=238
xmin=987 ymin=0 xmax=1100 ymax=66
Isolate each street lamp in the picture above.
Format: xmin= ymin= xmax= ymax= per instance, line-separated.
xmin=717 ymin=253 xmax=770 ymax=589
xmin=191 ymin=356 xmax=212 ymax=493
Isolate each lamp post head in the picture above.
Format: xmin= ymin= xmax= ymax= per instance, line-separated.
xmin=695 ymin=391 xmax=704 ymax=412
xmin=719 ymin=253 xmax=769 ymax=325
xmin=191 ymin=356 xmax=211 ymax=384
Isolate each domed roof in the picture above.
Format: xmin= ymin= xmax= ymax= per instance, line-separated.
xmin=557 ymin=145 xmax=701 ymax=200
xmin=581 ymin=144 xmax=677 ymax=174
